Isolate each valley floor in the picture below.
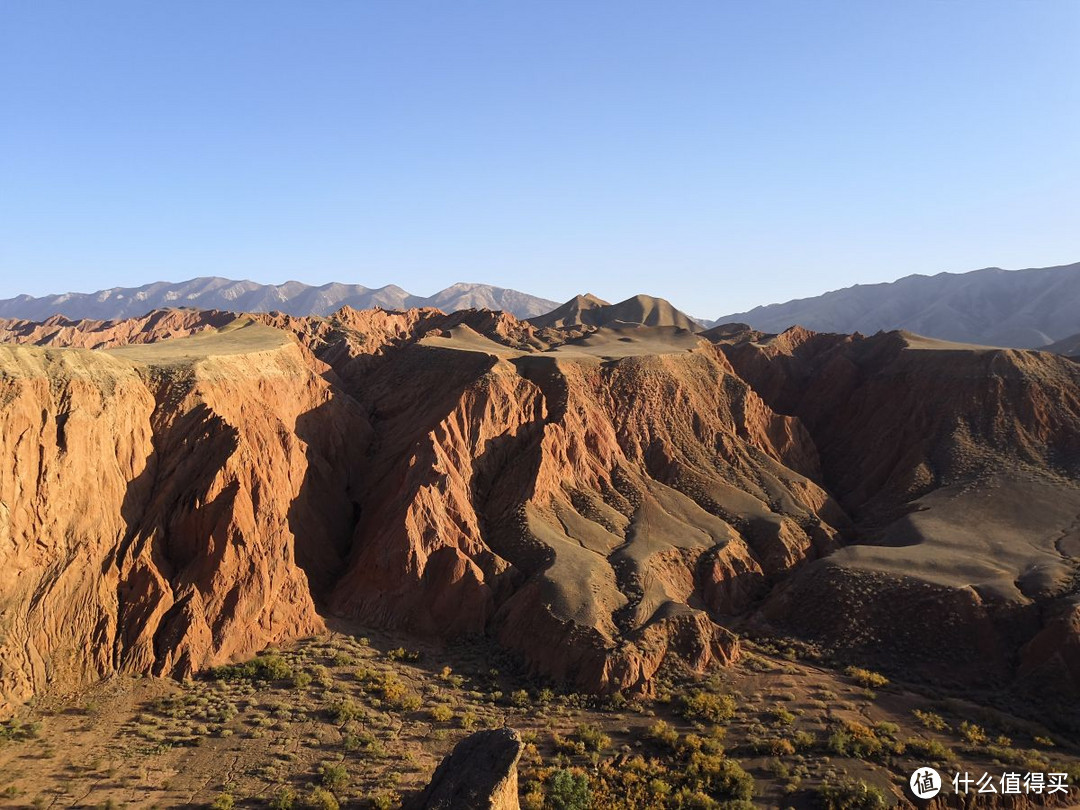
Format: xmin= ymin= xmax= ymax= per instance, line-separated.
xmin=1 ymin=626 xmax=1077 ymax=809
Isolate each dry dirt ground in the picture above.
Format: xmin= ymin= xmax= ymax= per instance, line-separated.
xmin=1 ymin=626 xmax=1077 ymax=809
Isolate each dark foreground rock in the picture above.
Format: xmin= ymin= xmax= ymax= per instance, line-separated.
xmin=413 ymin=727 xmax=523 ymax=810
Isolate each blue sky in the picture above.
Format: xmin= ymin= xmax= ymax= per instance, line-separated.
xmin=1 ymin=1 xmax=1077 ymax=317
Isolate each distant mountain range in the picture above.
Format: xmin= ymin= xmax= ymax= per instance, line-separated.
xmin=712 ymin=261 xmax=1080 ymax=348
xmin=0 ymin=277 xmax=559 ymax=321
xmin=4 ymin=261 xmax=1080 ymax=350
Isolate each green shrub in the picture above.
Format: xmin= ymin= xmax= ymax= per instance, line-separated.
xmin=547 ymin=769 xmax=590 ymax=810
xmin=324 ymin=698 xmax=363 ymax=724
xmin=826 ymin=721 xmax=899 ymax=760
xmin=685 ymin=752 xmax=754 ymax=800
xmin=269 ymin=786 xmax=296 ymax=810
xmin=210 ymin=792 xmax=234 ymax=810
xmin=209 ymin=654 xmax=292 ymax=683
xmin=318 ymin=762 xmax=348 ymax=792
xmin=768 ymin=705 xmax=796 ymax=726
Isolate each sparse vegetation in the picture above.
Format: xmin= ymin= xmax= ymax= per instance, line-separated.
xmin=815 ymin=777 xmax=888 ymax=810
xmin=208 ymin=654 xmax=293 ymax=684
xmin=912 ymin=709 xmax=947 ymax=731
xmin=842 ymin=666 xmax=888 ymax=689
xmin=2 ymin=631 xmax=1077 ymax=810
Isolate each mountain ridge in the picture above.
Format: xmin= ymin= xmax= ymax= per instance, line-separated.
xmin=0 ymin=277 xmax=560 ymax=321
xmin=712 ymin=261 xmax=1080 ymax=348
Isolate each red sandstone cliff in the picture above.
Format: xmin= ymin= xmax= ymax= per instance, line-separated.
xmin=1 ymin=309 xmax=1079 ymax=721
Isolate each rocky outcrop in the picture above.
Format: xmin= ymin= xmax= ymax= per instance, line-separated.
xmin=717 ymin=327 xmax=1080 ymax=518
xmin=319 ymin=324 xmax=842 ymax=693
xmin=411 ymin=728 xmax=523 ymax=810
xmin=0 ymin=308 xmax=237 ymax=349
xmin=716 ymin=326 xmax=1080 ymax=721
xmin=0 ymin=324 xmax=368 ymax=714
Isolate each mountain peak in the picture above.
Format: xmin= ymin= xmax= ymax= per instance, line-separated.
xmin=529 ymin=293 xmax=699 ymax=332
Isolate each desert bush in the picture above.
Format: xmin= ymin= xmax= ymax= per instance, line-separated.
xmin=428 ymin=704 xmax=453 ymax=723
xmin=209 ymin=654 xmax=292 ymax=683
xmin=912 ymin=709 xmax=947 ymax=731
xmin=814 ymin=778 xmax=887 ymax=810
xmin=0 ymin=718 xmax=40 ymax=743
xmin=387 ymin=647 xmax=420 ymax=662
xmin=306 ymin=787 xmax=339 ymax=810
xmin=768 ymin=705 xmax=795 ymax=726
xmin=574 ymin=723 xmax=611 ymax=753
xmin=210 ymin=792 xmax=234 ymax=810
xmin=645 ymin=720 xmax=679 ymax=748
xmin=521 ymin=781 xmax=544 ymax=810
xmin=324 ymin=698 xmax=363 ymax=724
xmin=437 ymin=666 xmax=465 ymax=688
xmin=269 ymin=786 xmax=296 ymax=810
xmin=842 ymin=667 xmax=888 ymax=689
xmin=685 ymin=752 xmax=754 ymax=800
xmin=768 ymin=738 xmax=796 ymax=756
xmin=826 ymin=721 xmax=901 ymax=761
xmin=958 ymin=720 xmax=987 ymax=746
xmin=904 ymin=737 xmax=953 ymax=762
xmin=310 ymin=665 xmax=333 ymax=688
xmin=318 ymin=762 xmax=348 ymax=791
xmin=330 ymin=651 xmax=355 ymax=667
xmin=680 ymin=691 xmax=737 ymax=723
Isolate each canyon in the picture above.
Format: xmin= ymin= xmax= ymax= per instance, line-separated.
xmin=1 ymin=300 xmax=1078 ymax=735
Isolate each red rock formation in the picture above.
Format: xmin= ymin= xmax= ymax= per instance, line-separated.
xmin=3 ymin=308 xmax=1080 ymax=720
xmin=0 ymin=308 xmax=237 ymax=349
xmin=0 ymin=325 xmax=368 ymax=714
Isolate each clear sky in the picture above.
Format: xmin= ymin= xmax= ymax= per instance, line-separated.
xmin=1 ymin=1 xmax=1077 ymax=318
